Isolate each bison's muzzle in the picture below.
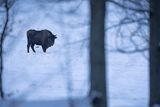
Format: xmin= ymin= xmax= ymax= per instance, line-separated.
xmin=27 ymin=29 xmax=57 ymax=53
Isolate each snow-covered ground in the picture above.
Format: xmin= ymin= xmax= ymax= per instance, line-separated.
xmin=3 ymin=0 xmax=89 ymax=100
xmin=0 ymin=98 xmax=92 ymax=107
xmin=0 ymin=0 xmax=149 ymax=107
xmin=108 ymin=52 xmax=148 ymax=107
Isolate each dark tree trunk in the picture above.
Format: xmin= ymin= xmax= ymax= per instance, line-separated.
xmin=89 ymin=0 xmax=107 ymax=107
xmin=149 ymin=0 xmax=160 ymax=106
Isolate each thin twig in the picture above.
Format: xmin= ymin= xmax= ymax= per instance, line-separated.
xmin=108 ymin=0 xmax=149 ymax=13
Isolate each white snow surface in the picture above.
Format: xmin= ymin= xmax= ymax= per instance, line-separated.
xmin=3 ymin=0 xmax=89 ymax=100
xmin=0 ymin=0 xmax=149 ymax=107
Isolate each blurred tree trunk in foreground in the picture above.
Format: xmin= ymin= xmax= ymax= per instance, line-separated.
xmin=150 ymin=0 xmax=160 ymax=106
xmin=89 ymin=0 xmax=107 ymax=107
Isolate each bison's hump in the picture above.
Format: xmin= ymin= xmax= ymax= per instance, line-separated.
xmin=27 ymin=29 xmax=37 ymax=36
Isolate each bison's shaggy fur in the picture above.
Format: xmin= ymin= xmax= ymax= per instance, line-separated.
xmin=27 ymin=29 xmax=57 ymax=53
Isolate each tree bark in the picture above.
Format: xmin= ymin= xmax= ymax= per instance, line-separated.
xmin=89 ymin=0 xmax=107 ymax=107
xmin=149 ymin=0 xmax=160 ymax=106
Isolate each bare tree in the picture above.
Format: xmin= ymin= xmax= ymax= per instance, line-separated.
xmin=0 ymin=0 xmax=15 ymax=99
xmin=149 ymin=0 xmax=160 ymax=106
xmin=0 ymin=0 xmax=9 ymax=99
xmin=89 ymin=0 xmax=107 ymax=107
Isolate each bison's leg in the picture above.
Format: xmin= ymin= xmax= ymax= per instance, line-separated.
xmin=31 ymin=44 xmax=36 ymax=53
xmin=42 ymin=45 xmax=46 ymax=53
xmin=27 ymin=43 xmax=30 ymax=53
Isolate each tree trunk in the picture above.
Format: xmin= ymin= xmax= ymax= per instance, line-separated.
xmin=89 ymin=0 xmax=107 ymax=107
xmin=149 ymin=0 xmax=160 ymax=106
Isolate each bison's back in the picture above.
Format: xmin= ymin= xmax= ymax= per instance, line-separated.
xmin=27 ymin=30 xmax=37 ymax=37
xmin=27 ymin=30 xmax=49 ymax=45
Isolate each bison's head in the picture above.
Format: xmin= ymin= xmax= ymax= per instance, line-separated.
xmin=47 ymin=34 xmax=57 ymax=48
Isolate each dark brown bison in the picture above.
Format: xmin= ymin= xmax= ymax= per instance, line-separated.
xmin=27 ymin=29 xmax=57 ymax=53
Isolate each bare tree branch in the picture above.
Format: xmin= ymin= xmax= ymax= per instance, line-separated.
xmin=106 ymin=0 xmax=149 ymax=54
xmin=108 ymin=0 xmax=149 ymax=13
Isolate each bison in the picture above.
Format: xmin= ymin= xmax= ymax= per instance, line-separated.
xmin=27 ymin=29 xmax=57 ymax=53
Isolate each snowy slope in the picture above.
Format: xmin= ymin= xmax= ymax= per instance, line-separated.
xmin=0 ymin=98 xmax=92 ymax=107
xmin=3 ymin=0 xmax=89 ymax=100
xmin=108 ymin=52 xmax=148 ymax=107
xmin=0 ymin=0 xmax=149 ymax=107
